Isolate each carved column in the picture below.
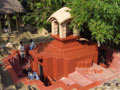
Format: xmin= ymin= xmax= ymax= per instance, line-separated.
xmin=59 ymin=23 xmax=67 ymax=38
xmin=51 ymin=20 xmax=58 ymax=35
xmin=7 ymin=15 xmax=11 ymax=35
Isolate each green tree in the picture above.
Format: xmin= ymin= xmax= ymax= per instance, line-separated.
xmin=20 ymin=0 xmax=69 ymax=29
xmin=68 ymin=0 xmax=120 ymax=47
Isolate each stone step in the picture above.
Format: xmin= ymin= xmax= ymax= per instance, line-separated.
xmin=76 ymin=63 xmax=115 ymax=82
xmin=68 ymin=71 xmax=93 ymax=86
xmin=60 ymin=77 xmax=75 ymax=86
xmin=60 ymin=63 xmax=117 ymax=88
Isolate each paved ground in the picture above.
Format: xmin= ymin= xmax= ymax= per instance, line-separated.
xmin=90 ymin=78 xmax=120 ymax=90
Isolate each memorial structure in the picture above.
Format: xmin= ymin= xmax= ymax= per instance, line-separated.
xmin=29 ymin=7 xmax=98 ymax=80
xmin=3 ymin=7 xmax=120 ymax=90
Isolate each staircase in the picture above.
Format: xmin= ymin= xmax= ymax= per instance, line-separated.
xmin=60 ymin=63 xmax=117 ymax=87
xmin=68 ymin=71 xmax=93 ymax=86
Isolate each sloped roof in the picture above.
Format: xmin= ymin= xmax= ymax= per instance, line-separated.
xmin=48 ymin=7 xmax=71 ymax=24
xmin=0 ymin=0 xmax=25 ymax=14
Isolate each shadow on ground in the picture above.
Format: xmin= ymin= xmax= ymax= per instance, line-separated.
xmin=0 ymin=62 xmax=14 ymax=89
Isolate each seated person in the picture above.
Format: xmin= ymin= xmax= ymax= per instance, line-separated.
xmin=28 ymin=68 xmax=40 ymax=80
xmin=29 ymin=39 xmax=36 ymax=50
xmin=33 ymin=72 xmax=40 ymax=80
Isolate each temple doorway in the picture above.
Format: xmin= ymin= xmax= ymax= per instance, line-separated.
xmin=38 ymin=59 xmax=51 ymax=86
xmin=39 ymin=59 xmax=44 ymax=82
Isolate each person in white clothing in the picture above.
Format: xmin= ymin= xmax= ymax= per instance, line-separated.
xmin=18 ymin=41 xmax=25 ymax=60
xmin=29 ymin=39 xmax=36 ymax=50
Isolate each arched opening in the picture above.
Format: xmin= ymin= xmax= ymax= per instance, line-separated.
xmin=38 ymin=59 xmax=44 ymax=82
xmin=66 ymin=22 xmax=73 ymax=36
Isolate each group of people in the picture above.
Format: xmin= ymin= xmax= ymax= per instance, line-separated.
xmin=18 ymin=39 xmax=39 ymax=80
xmin=18 ymin=39 xmax=36 ymax=60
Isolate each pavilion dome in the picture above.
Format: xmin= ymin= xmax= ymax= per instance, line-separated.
xmin=48 ymin=7 xmax=71 ymax=24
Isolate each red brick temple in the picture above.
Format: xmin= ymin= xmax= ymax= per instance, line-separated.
xmin=2 ymin=7 xmax=120 ymax=90
xmin=29 ymin=7 xmax=98 ymax=81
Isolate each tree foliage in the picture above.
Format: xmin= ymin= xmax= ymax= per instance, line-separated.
xmin=19 ymin=0 xmax=69 ymax=29
xmin=19 ymin=0 xmax=120 ymax=48
xmin=68 ymin=0 xmax=120 ymax=46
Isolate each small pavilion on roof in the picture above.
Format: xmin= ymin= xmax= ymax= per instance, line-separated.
xmin=48 ymin=7 xmax=79 ymax=38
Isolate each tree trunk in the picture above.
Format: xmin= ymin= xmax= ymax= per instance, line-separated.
xmin=16 ymin=14 xmax=19 ymax=32
xmin=0 ymin=15 xmax=3 ymax=35
xmin=7 ymin=15 xmax=11 ymax=35
xmin=0 ymin=20 xmax=2 ymax=35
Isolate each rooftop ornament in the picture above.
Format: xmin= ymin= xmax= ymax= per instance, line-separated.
xmin=48 ymin=7 xmax=79 ymax=39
